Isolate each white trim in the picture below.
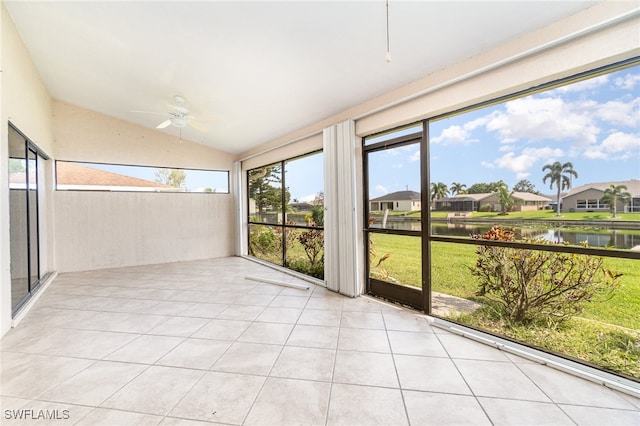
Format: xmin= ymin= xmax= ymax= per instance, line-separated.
xmin=232 ymin=161 xmax=245 ymax=256
xmin=11 ymin=271 xmax=58 ymax=327
xmin=240 ymin=255 xmax=326 ymax=288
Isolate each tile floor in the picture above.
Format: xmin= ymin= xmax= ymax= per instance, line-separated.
xmin=1 ymin=257 xmax=638 ymax=425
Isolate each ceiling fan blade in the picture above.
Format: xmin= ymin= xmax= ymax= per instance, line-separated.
xmin=156 ymin=119 xmax=172 ymax=129
xmin=188 ymin=119 xmax=209 ymax=133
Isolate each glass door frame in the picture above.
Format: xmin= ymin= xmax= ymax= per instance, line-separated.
xmin=363 ymin=127 xmax=430 ymax=310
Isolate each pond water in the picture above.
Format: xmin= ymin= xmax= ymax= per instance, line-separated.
xmin=370 ymin=220 xmax=640 ymax=250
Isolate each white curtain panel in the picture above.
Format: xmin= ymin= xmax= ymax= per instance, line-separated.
xmin=323 ymin=120 xmax=360 ymax=297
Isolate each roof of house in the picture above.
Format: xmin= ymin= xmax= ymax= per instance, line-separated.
xmin=56 ymin=162 xmax=172 ymax=188
xmin=564 ymin=180 xmax=640 ymax=198
xmin=511 ymin=192 xmax=552 ymax=202
xmin=370 ymin=190 xmax=421 ymax=202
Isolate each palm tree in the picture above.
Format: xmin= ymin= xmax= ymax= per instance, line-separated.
xmin=450 ymin=182 xmax=467 ymax=195
xmin=601 ymin=184 xmax=631 ymax=218
xmin=430 ymin=182 xmax=449 ymax=209
xmin=542 ymin=161 xmax=578 ymax=216
xmin=495 ymin=182 xmax=515 ymax=215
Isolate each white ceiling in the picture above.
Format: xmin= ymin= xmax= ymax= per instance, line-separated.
xmin=5 ymin=1 xmax=598 ymax=154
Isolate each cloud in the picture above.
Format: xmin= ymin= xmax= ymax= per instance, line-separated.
xmin=615 ymin=73 xmax=640 ymax=90
xmin=584 ymin=132 xmax=640 ymax=160
xmin=482 ymin=147 xmax=564 ymax=176
xmin=409 ymin=150 xmax=420 ymax=162
xmin=374 ymin=185 xmax=388 ymax=195
xmin=431 ymin=125 xmax=468 ymax=144
xmin=594 ymin=99 xmax=640 ymax=128
xmin=391 ymin=163 xmax=404 ymax=169
xmin=431 ymin=122 xmax=482 ymax=145
xmin=485 ymin=96 xmax=600 ymax=145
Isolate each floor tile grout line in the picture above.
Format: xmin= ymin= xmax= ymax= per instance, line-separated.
xmin=511 ymin=360 xmax=638 ymax=415
xmin=431 ymin=328 xmax=495 ymax=425
xmin=381 ymin=313 xmax=412 ymax=426
xmin=158 ymin=367 xmax=209 ymax=422
xmin=324 ymin=312 xmax=345 ymax=426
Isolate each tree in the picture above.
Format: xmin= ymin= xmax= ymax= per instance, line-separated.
xmin=155 ymin=168 xmax=186 ymax=189
xmin=248 ymin=165 xmax=290 ymax=214
xmin=601 ymin=184 xmax=631 ymax=218
xmin=430 ymin=182 xmax=449 ymax=203
xmin=542 ymin=161 xmax=578 ymax=216
xmin=513 ymin=179 xmax=540 ymax=194
xmin=449 ymin=182 xmax=467 ymax=195
xmin=467 ymin=181 xmax=505 ymax=194
xmin=313 ymin=191 xmax=324 ymax=206
xmin=494 ymin=182 xmax=515 ymax=215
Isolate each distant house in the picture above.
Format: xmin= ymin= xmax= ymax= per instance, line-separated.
xmin=561 ymin=180 xmax=640 ymax=213
xmin=370 ymin=190 xmax=421 ymax=211
xmin=434 ymin=192 xmax=551 ymax=212
xmin=433 ymin=193 xmax=488 ymax=212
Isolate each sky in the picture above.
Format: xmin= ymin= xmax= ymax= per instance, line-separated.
xmin=80 ymin=162 xmax=229 ymax=193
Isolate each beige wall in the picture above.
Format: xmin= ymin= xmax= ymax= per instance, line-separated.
xmin=53 ymin=102 xmax=237 ymax=272
xmin=55 ymin=191 xmax=233 ymax=272
xmin=1 ymin=3 xmax=54 ymax=336
xmin=53 ymin=101 xmax=234 ymax=170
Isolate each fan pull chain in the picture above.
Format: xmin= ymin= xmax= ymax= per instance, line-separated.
xmin=385 ymin=0 xmax=391 ymax=63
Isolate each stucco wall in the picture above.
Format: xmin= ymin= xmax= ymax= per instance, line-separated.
xmin=55 ymin=191 xmax=234 ymax=272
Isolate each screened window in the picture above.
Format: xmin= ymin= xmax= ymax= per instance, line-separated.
xmin=364 ymin=59 xmax=640 ymax=381
xmin=247 ymin=151 xmax=324 ymax=279
xmin=55 ymin=161 xmax=229 ymax=193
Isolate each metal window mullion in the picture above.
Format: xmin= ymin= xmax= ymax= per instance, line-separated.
xmin=280 ymin=160 xmax=286 ymax=266
xmin=421 ymin=121 xmax=431 ymax=313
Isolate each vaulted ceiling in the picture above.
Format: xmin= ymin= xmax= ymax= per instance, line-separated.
xmin=5 ymin=1 xmax=597 ymax=154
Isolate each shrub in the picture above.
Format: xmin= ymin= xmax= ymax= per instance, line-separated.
xmin=479 ymin=204 xmax=493 ymax=212
xmin=298 ymin=229 xmax=324 ymax=266
xmin=470 ymin=226 xmax=621 ymax=325
xmin=311 ymin=205 xmax=324 ymax=226
xmin=287 ymin=258 xmax=324 ymax=279
xmin=249 ymin=225 xmax=277 ymax=256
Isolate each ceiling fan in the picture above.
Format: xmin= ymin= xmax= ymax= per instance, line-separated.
xmin=132 ymin=95 xmax=211 ymax=132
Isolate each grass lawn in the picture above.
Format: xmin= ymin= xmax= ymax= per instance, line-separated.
xmin=369 ymin=232 xmax=640 ymax=378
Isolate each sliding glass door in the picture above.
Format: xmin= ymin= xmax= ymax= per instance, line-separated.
xmin=8 ymin=124 xmax=45 ymax=315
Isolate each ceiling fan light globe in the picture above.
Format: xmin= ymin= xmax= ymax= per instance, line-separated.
xmin=170 ymin=117 xmax=187 ymax=128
